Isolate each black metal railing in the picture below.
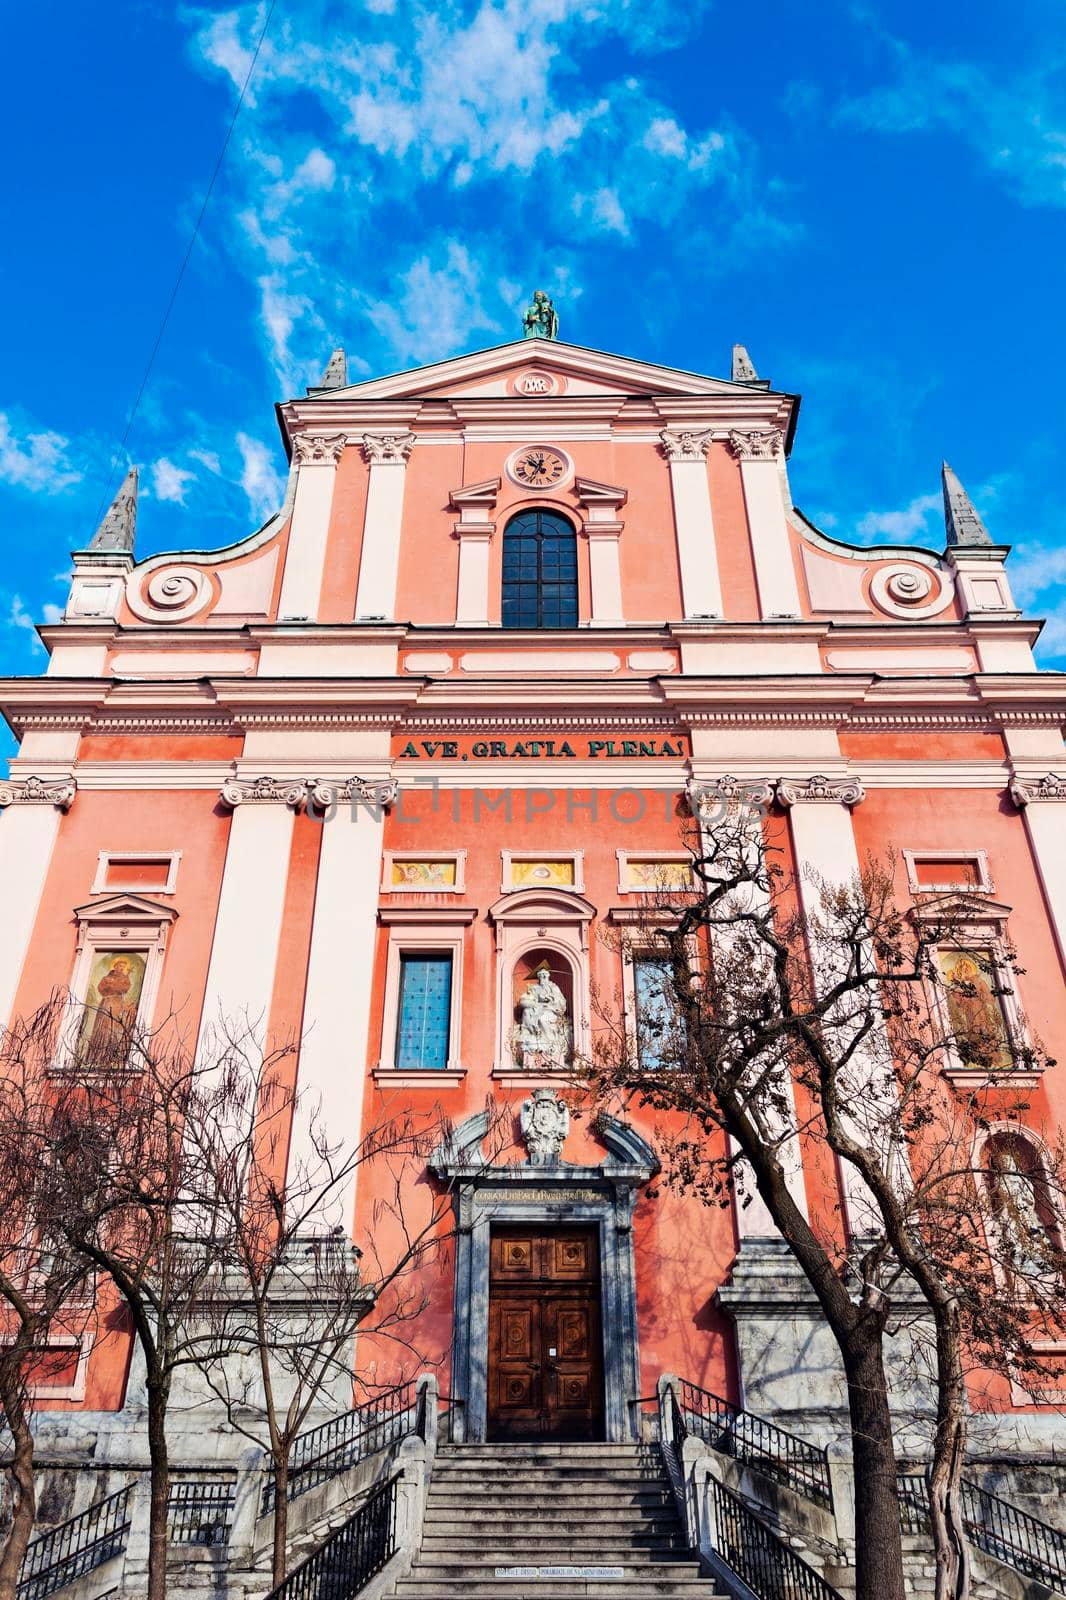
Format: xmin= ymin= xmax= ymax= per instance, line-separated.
xmin=898 ymin=1471 xmax=1066 ymax=1591
xmin=675 ymin=1379 xmax=834 ymax=1512
xmin=263 ymin=1381 xmax=417 ymax=1514
xmin=266 ymin=1472 xmax=398 ymax=1600
xmin=168 ymin=1475 xmax=237 ymax=1546
xmin=707 ymin=1477 xmax=842 ymax=1600
xmin=18 ymin=1484 xmax=133 ymax=1600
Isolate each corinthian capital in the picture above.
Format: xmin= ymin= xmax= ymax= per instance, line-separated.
xmin=1009 ymin=773 xmax=1066 ymax=807
xmin=0 ymin=776 xmax=76 ymax=810
xmin=362 ymin=432 xmax=416 ymax=465
xmin=727 ymin=428 xmax=783 ymax=462
xmin=293 ymin=433 xmax=347 ymax=467
xmin=776 ymin=775 xmax=865 ymax=808
xmin=220 ymin=776 xmax=310 ymax=809
xmin=659 ymin=428 xmax=714 ymax=463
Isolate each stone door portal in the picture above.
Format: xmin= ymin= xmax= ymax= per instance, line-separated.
xmin=487 ymin=1225 xmax=604 ymax=1442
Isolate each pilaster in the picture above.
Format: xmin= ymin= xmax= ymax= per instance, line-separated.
xmin=728 ymin=428 xmax=802 ymax=619
xmin=197 ymin=776 xmax=306 ymax=1056
xmin=687 ymin=774 xmax=809 ymax=1237
xmin=0 ymin=776 xmax=76 ymax=1031
xmin=286 ymin=776 xmax=397 ymax=1231
xmin=450 ymin=477 xmax=499 ymax=626
xmin=659 ymin=430 xmax=723 ymax=619
xmin=278 ymin=433 xmax=347 ymax=621
xmin=1010 ymin=774 xmax=1066 ymax=978
xmin=575 ymin=476 xmax=627 ymax=626
xmin=355 ymin=432 xmax=417 ymax=621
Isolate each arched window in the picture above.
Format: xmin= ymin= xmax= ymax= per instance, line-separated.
xmin=502 ymin=510 xmax=577 ymax=629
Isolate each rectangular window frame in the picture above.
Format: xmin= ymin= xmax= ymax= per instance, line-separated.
xmin=54 ymin=896 xmax=177 ymax=1075
xmin=501 ymin=850 xmax=585 ymax=895
xmin=91 ymin=851 xmax=182 ymax=895
xmin=381 ymin=851 xmax=466 ymax=895
xmin=904 ymin=848 xmax=993 ymax=895
xmin=615 ymin=918 xmax=698 ymax=1075
xmin=376 ymin=909 xmax=474 ymax=1085
xmin=615 ymin=850 xmax=694 ymax=896
xmin=11 ymin=1332 xmax=94 ymax=1403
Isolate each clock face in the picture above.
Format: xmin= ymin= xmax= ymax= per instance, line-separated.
xmin=510 ymin=445 xmax=569 ymax=488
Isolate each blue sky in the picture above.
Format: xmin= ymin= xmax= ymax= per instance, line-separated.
xmin=3 ymin=0 xmax=1065 ymax=713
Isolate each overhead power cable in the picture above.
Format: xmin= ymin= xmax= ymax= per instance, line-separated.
xmin=92 ymin=0 xmax=279 ymax=527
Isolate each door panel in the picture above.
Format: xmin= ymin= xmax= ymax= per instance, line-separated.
xmin=487 ymin=1226 xmax=604 ymax=1442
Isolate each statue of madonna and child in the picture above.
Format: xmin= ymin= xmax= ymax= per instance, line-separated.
xmin=515 ymin=965 xmax=571 ymax=1069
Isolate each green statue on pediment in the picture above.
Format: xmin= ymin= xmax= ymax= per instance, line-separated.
xmin=523 ymin=289 xmax=559 ymax=340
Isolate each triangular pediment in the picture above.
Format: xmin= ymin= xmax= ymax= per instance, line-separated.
xmin=311 ymin=339 xmax=771 ymax=403
xmin=74 ymin=893 xmax=178 ymax=925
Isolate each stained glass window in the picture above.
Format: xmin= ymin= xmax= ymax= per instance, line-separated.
xmin=634 ymin=957 xmax=676 ymax=1071
xmin=502 ymin=510 xmax=578 ymax=629
xmin=396 ymin=954 xmax=453 ymax=1070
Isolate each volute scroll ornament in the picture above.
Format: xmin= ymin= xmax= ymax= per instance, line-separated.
xmin=219 ymin=776 xmax=310 ymax=810
xmin=776 ymin=775 xmax=866 ymax=808
xmin=1009 ymin=773 xmax=1066 ymax=807
xmin=126 ymin=564 xmax=216 ymax=624
xmin=687 ymin=774 xmax=775 ymax=817
xmin=0 ymin=776 xmax=76 ymax=811
xmin=519 ymin=1088 xmax=571 ymax=1166
xmin=308 ymin=777 xmax=400 ymax=811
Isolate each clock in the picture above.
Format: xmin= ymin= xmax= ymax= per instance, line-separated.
xmin=506 ymin=444 xmax=571 ymax=490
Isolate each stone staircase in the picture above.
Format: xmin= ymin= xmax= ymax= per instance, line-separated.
xmin=389 ymin=1441 xmax=729 ymax=1598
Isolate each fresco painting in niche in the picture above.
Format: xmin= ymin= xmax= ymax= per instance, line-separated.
xmin=623 ymin=859 xmax=693 ymax=891
xmin=78 ymin=950 xmax=147 ymax=1067
xmin=391 ymin=859 xmax=457 ymax=888
xmin=511 ymin=860 xmax=574 ymax=888
xmin=937 ymin=948 xmax=1012 ymax=1069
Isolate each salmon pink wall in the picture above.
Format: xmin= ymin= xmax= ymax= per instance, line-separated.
xmin=354 ymin=783 xmax=738 ymax=1396
xmin=708 ymin=444 xmax=759 ymax=619
xmin=319 ymin=447 xmax=373 ymax=622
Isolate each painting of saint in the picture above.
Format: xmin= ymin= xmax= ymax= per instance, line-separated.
xmin=937 ymin=949 xmax=1011 ymax=1070
xmin=77 ymin=950 xmax=147 ymax=1068
xmin=625 ymin=859 xmax=692 ymax=891
xmin=391 ymin=859 xmax=457 ymax=888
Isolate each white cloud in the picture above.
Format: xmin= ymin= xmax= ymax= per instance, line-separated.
xmin=839 ymin=29 xmax=1066 ymax=208
xmin=6 ymin=596 xmax=43 ymax=653
xmin=236 ymin=432 xmax=285 ymax=523
xmin=187 ymin=0 xmax=784 ymax=375
xmin=362 ymin=239 xmax=503 ymax=365
xmin=42 ymin=603 xmax=64 ymax=625
xmin=1007 ymin=543 xmax=1066 ymax=607
xmin=190 ymin=448 xmax=222 ymax=474
xmin=0 ymin=411 xmax=82 ymax=494
xmin=856 ymin=491 xmax=941 ymax=543
xmin=150 ymin=457 xmax=197 ymax=505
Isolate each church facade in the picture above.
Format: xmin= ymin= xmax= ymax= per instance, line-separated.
xmin=3 ymin=311 xmax=1066 ymax=1558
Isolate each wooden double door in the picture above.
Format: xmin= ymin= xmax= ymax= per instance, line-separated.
xmin=487 ymin=1225 xmax=604 ymax=1442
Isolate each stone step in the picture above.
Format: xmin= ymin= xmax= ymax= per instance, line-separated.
xmin=425 ymin=1491 xmax=677 ymax=1512
xmin=434 ymin=1447 xmax=659 ymax=1463
xmin=423 ymin=1512 xmax=683 ymax=1537
xmin=419 ymin=1537 xmax=689 ymax=1556
xmin=432 ymin=1465 xmax=666 ymax=1483
xmin=388 ymin=1580 xmax=713 ymax=1593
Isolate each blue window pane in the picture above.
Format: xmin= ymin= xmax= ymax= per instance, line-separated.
xmin=502 ymin=510 xmax=578 ymax=629
xmin=634 ymin=958 xmax=675 ymax=1071
xmin=396 ymin=954 xmax=453 ymax=1069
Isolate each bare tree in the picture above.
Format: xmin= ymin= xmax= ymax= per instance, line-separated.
xmin=20 ymin=1002 xmax=292 ymax=1600
xmin=0 ymin=1005 xmax=98 ymax=1600
xmin=576 ymin=799 xmax=1065 ymax=1600
xmin=188 ymin=1070 xmax=485 ymax=1587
